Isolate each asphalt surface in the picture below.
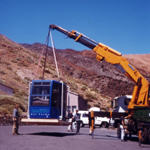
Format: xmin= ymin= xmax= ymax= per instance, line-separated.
xmin=0 ymin=125 xmax=150 ymax=150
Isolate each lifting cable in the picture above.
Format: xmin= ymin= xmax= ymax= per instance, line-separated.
xmin=32 ymin=30 xmax=50 ymax=80
xmin=33 ymin=28 xmax=66 ymax=83
xmin=49 ymin=30 xmax=60 ymax=80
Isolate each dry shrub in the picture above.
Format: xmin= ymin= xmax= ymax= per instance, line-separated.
xmin=0 ymin=107 xmax=9 ymax=114
xmin=18 ymin=62 xmax=29 ymax=67
xmin=13 ymin=87 xmax=28 ymax=98
xmin=26 ymin=56 xmax=34 ymax=63
xmin=86 ymin=92 xmax=96 ymax=100
xmin=11 ymin=60 xmax=18 ymax=63
xmin=7 ymin=66 xmax=12 ymax=70
xmin=81 ymin=85 xmax=87 ymax=91
xmin=24 ymin=77 xmax=31 ymax=82
xmin=0 ymin=70 xmax=5 ymax=74
xmin=13 ymin=76 xmax=21 ymax=82
xmin=0 ymin=95 xmax=27 ymax=115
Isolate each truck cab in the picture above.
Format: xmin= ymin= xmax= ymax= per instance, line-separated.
xmin=112 ymin=95 xmax=132 ymax=128
xmin=113 ymin=95 xmax=132 ymax=113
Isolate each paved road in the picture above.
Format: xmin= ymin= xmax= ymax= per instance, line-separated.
xmin=0 ymin=125 xmax=150 ymax=150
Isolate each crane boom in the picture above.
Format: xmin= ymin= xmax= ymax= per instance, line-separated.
xmin=50 ymin=24 xmax=150 ymax=110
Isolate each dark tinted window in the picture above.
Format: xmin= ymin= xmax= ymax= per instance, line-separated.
xmin=83 ymin=114 xmax=88 ymax=117
xmin=51 ymin=82 xmax=61 ymax=108
xmin=124 ymin=98 xmax=131 ymax=105
xmin=32 ymin=86 xmax=50 ymax=95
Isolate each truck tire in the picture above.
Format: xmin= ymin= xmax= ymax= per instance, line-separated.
xmin=117 ymin=123 xmax=121 ymax=139
xmin=101 ymin=122 xmax=108 ymax=128
xmin=148 ymin=128 xmax=150 ymax=143
xmin=141 ymin=128 xmax=148 ymax=144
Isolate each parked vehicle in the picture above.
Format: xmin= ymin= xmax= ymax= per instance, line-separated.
xmin=78 ymin=110 xmax=110 ymax=128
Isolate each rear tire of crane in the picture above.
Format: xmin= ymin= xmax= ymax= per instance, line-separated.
xmin=148 ymin=128 xmax=150 ymax=143
xmin=117 ymin=123 xmax=121 ymax=139
xmin=141 ymin=128 xmax=148 ymax=144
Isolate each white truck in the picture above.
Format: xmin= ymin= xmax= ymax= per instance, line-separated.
xmin=78 ymin=110 xmax=110 ymax=128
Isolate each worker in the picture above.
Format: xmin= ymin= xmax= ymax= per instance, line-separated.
xmin=12 ymin=104 xmax=20 ymax=135
xmin=120 ymin=114 xmax=125 ymax=141
xmin=73 ymin=109 xmax=81 ymax=134
xmin=91 ymin=110 xmax=95 ymax=139
xmin=85 ymin=111 xmax=92 ymax=134
xmin=67 ymin=111 xmax=73 ymax=132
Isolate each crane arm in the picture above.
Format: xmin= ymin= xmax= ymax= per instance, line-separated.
xmin=50 ymin=24 xmax=150 ymax=109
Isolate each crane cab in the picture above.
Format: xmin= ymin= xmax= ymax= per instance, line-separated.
xmin=28 ymin=80 xmax=67 ymax=120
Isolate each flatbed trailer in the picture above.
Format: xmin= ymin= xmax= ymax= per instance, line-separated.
xmin=21 ymin=118 xmax=71 ymax=126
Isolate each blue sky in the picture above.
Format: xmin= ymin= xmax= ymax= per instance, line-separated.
xmin=0 ymin=0 xmax=150 ymax=54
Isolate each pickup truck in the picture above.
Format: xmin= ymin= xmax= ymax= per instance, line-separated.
xmin=78 ymin=110 xmax=110 ymax=128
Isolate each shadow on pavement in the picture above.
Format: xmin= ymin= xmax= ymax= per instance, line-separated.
xmin=27 ymin=132 xmax=76 ymax=137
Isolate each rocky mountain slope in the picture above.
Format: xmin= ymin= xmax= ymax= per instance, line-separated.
xmin=21 ymin=43 xmax=150 ymax=98
xmin=0 ymin=33 xmax=150 ymax=114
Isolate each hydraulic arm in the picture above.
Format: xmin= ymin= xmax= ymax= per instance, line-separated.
xmin=50 ymin=24 xmax=150 ymax=110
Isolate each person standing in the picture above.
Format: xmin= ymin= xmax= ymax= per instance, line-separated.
xmin=67 ymin=111 xmax=73 ymax=132
xmin=12 ymin=104 xmax=20 ymax=135
xmin=120 ymin=115 xmax=125 ymax=141
xmin=90 ymin=110 xmax=95 ymax=139
xmin=74 ymin=109 xmax=81 ymax=134
xmin=85 ymin=111 xmax=92 ymax=134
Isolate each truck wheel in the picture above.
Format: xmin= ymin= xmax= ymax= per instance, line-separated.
xmin=101 ymin=122 xmax=108 ymax=128
xmin=148 ymin=128 xmax=150 ymax=143
xmin=117 ymin=123 xmax=121 ymax=139
xmin=141 ymin=128 xmax=148 ymax=144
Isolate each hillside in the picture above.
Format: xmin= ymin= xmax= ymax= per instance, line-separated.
xmin=0 ymin=34 xmax=150 ymax=115
xmin=0 ymin=34 xmax=110 ymax=114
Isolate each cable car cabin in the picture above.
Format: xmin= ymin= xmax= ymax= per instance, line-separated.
xmin=29 ymin=80 xmax=67 ymax=120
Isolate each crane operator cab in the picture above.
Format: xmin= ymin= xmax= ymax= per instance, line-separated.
xmin=28 ymin=80 xmax=67 ymax=120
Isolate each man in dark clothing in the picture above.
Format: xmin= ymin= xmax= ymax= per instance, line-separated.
xmin=85 ymin=112 xmax=92 ymax=134
xmin=67 ymin=111 xmax=73 ymax=132
xmin=12 ymin=104 xmax=20 ymax=135
xmin=73 ymin=109 xmax=81 ymax=134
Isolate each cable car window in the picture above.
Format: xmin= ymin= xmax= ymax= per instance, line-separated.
xmin=32 ymin=86 xmax=50 ymax=95
xmin=31 ymin=96 xmax=50 ymax=106
xmin=43 ymin=82 xmax=51 ymax=85
xmin=51 ymin=82 xmax=61 ymax=108
xmin=34 ymin=82 xmax=41 ymax=85
xmin=63 ymin=84 xmax=67 ymax=118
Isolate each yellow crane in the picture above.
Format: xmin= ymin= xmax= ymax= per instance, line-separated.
xmin=50 ymin=24 xmax=150 ymax=143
